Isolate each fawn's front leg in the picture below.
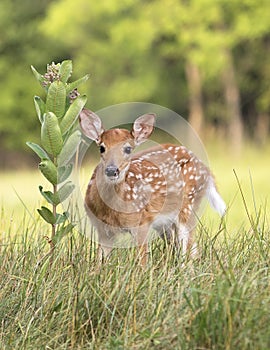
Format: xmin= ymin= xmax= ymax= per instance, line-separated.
xmin=135 ymin=227 xmax=150 ymax=267
xmin=97 ymin=243 xmax=113 ymax=264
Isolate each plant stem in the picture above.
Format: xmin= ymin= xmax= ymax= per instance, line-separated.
xmin=50 ymin=183 xmax=57 ymax=264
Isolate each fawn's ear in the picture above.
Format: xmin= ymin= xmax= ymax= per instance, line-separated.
xmin=79 ymin=109 xmax=104 ymax=143
xmin=131 ymin=113 xmax=156 ymax=145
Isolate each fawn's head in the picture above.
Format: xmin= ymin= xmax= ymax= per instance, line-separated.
xmin=79 ymin=109 xmax=156 ymax=183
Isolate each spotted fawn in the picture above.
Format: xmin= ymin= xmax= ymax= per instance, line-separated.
xmin=79 ymin=109 xmax=226 ymax=266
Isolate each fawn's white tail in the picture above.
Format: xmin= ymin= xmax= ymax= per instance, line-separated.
xmin=206 ymin=178 xmax=226 ymax=217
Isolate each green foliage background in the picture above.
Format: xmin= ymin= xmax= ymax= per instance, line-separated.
xmin=0 ymin=0 xmax=270 ymax=160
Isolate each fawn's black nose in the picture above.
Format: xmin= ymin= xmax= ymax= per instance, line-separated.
xmin=105 ymin=165 xmax=119 ymax=178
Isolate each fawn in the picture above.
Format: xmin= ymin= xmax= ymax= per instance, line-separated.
xmin=79 ymin=109 xmax=226 ymax=265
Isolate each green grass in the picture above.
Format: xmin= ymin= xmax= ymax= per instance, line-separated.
xmin=0 ymin=141 xmax=269 ymax=349
xmin=0 ymin=217 xmax=269 ymax=349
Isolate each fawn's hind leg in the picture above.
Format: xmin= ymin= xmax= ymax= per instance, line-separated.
xmin=176 ymin=223 xmax=190 ymax=255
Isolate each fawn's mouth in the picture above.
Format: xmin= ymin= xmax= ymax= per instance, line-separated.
xmin=106 ymin=175 xmax=119 ymax=183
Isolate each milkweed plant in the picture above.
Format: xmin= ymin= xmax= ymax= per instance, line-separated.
xmin=27 ymin=60 xmax=89 ymax=256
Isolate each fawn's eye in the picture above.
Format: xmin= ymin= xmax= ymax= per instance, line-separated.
xmin=124 ymin=146 xmax=132 ymax=155
xmin=99 ymin=145 xmax=106 ymax=154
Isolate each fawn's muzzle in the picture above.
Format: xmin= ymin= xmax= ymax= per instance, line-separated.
xmin=105 ymin=165 xmax=119 ymax=178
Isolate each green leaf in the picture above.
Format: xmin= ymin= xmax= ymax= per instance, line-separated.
xmin=37 ymin=206 xmax=56 ymax=224
xmin=26 ymin=142 xmax=50 ymax=160
xmin=57 ymin=130 xmax=81 ymax=166
xmin=52 ymin=223 xmax=75 ymax=244
xmin=39 ymin=159 xmax=58 ymax=185
xmin=58 ymin=164 xmax=73 ymax=184
xmin=57 ymin=181 xmax=75 ymax=202
xmin=39 ymin=186 xmax=54 ymax=204
xmin=41 ymin=112 xmax=63 ymax=156
xmin=59 ymin=60 xmax=73 ymax=83
xmin=39 ymin=182 xmax=75 ymax=205
xmin=66 ymin=74 xmax=90 ymax=94
xmin=56 ymin=211 xmax=69 ymax=224
xmin=46 ymin=81 xmax=66 ymax=118
xmin=34 ymin=96 xmax=46 ymax=123
xmin=31 ymin=65 xmax=47 ymax=91
xmin=60 ymin=95 xmax=87 ymax=135
xmin=39 ymin=186 xmax=60 ymax=205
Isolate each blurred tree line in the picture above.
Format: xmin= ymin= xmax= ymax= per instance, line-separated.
xmin=0 ymin=0 xmax=269 ymax=166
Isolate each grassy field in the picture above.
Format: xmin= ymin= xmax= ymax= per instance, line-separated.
xmin=0 ymin=141 xmax=269 ymax=349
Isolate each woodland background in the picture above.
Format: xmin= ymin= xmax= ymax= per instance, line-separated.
xmin=0 ymin=0 xmax=270 ymax=168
